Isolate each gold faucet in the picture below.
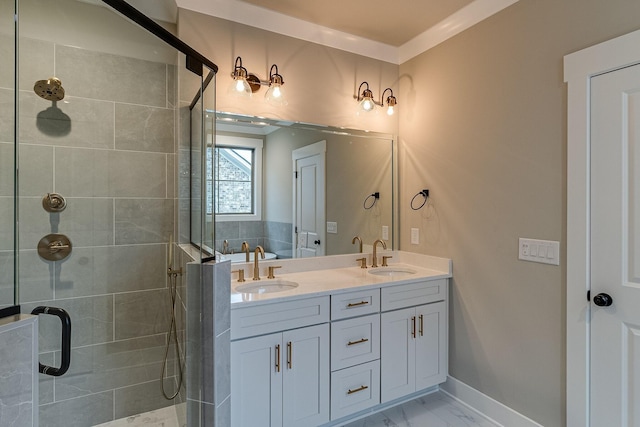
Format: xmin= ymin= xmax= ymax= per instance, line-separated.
xmin=241 ymin=241 xmax=250 ymax=262
xmin=352 ymin=236 xmax=363 ymax=253
xmin=372 ymin=239 xmax=387 ymax=268
xmin=253 ymin=245 xmax=265 ymax=280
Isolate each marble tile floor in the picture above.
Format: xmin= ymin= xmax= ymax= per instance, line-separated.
xmin=94 ymin=405 xmax=181 ymax=427
xmin=94 ymin=391 xmax=498 ymax=427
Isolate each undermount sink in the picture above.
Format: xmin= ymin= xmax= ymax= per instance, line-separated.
xmin=368 ymin=267 xmax=417 ymax=277
xmin=235 ymin=280 xmax=299 ymax=294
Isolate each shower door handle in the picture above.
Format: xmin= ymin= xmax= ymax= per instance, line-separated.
xmin=30 ymin=306 xmax=71 ymax=376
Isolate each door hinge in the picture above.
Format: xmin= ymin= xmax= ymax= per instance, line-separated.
xmin=295 ymin=226 xmax=298 ymax=233
xmin=294 ymin=171 xmax=298 ymax=178
xmin=587 ymin=290 xmax=591 ymax=301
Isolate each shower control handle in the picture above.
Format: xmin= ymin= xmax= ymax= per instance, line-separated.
xmin=38 ymin=234 xmax=72 ymax=261
xmin=42 ymin=193 xmax=67 ymax=213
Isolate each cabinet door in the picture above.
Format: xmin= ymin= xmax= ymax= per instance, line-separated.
xmin=415 ymin=301 xmax=447 ymax=391
xmin=282 ymin=323 xmax=330 ymax=427
xmin=380 ymin=307 xmax=415 ymax=403
xmin=231 ymin=333 xmax=283 ymax=427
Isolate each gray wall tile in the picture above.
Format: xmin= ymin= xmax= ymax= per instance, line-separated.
xmin=114 ymin=379 xmax=174 ymax=419
xmin=0 ymin=89 xmax=14 ymax=144
xmin=15 ymin=250 xmax=54 ymax=303
xmin=39 ymin=391 xmax=113 ymax=427
xmin=115 ymin=199 xmax=173 ymax=244
xmin=19 ymin=144 xmax=54 ymax=197
xmin=22 ymin=295 xmax=113 ymax=352
xmin=54 ymin=334 xmax=174 ymax=401
xmin=54 ymin=244 xmax=166 ymax=298
xmin=18 ymin=38 xmax=55 ymax=92
xmin=0 ymin=143 xmax=14 ymax=196
xmin=54 ymin=198 xmax=114 ymax=247
xmin=115 ymin=103 xmax=174 ymax=153
xmin=19 ymin=92 xmax=114 ymax=149
xmin=0 ymin=198 xmax=13 ymax=251
xmin=0 ymin=251 xmax=15 ymax=307
xmin=56 ymin=45 xmax=166 ymax=107
xmin=0 ymin=320 xmax=36 ymax=427
xmin=0 ymin=35 xmax=14 ymax=89
xmin=55 ymin=148 xmax=167 ymax=198
xmin=115 ymin=289 xmax=170 ymax=340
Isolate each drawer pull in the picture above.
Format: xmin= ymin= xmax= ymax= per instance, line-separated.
xmin=347 ymin=300 xmax=369 ymax=308
xmin=275 ymin=344 xmax=281 ymax=372
xmin=287 ymin=342 xmax=292 ymax=369
xmin=419 ymin=314 xmax=424 ymax=337
xmin=347 ymin=338 xmax=369 ymax=346
xmin=347 ymin=385 xmax=369 ymax=395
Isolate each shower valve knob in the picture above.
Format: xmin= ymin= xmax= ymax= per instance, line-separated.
xmin=38 ymin=234 xmax=72 ymax=261
xmin=42 ymin=193 xmax=67 ymax=212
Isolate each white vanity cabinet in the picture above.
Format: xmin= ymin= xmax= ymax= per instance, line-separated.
xmin=231 ymin=297 xmax=330 ymax=427
xmin=380 ymin=280 xmax=447 ymax=403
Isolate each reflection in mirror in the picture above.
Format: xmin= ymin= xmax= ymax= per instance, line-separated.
xmin=207 ymin=112 xmax=396 ymax=261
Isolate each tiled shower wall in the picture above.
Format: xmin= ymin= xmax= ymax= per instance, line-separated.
xmin=10 ymin=38 xmax=180 ymax=426
xmin=215 ymin=220 xmax=292 ymax=257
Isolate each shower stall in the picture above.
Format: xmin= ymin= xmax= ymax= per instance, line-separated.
xmin=0 ymin=0 xmax=224 ymax=425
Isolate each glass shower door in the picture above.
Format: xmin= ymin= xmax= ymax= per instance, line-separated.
xmin=0 ymin=0 xmax=17 ymax=313
xmin=13 ymin=0 xmax=216 ymax=425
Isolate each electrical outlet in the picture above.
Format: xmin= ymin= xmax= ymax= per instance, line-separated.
xmin=382 ymin=225 xmax=389 ymax=240
xmin=411 ymin=228 xmax=419 ymax=245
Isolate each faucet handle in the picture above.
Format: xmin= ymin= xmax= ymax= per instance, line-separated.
xmin=267 ymin=266 xmax=282 ymax=279
xmin=232 ymin=269 xmax=245 ymax=282
xmin=382 ymin=255 xmax=393 ymax=267
xmin=356 ymin=257 xmax=368 ymax=269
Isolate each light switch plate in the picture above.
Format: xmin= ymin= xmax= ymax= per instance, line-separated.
xmin=327 ymin=221 xmax=338 ymax=234
xmin=518 ymin=238 xmax=559 ymax=265
xmin=382 ymin=225 xmax=389 ymax=240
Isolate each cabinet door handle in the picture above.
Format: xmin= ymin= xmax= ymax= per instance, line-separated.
xmin=347 ymin=338 xmax=369 ymax=346
xmin=287 ymin=342 xmax=292 ymax=369
xmin=419 ymin=314 xmax=424 ymax=337
xmin=275 ymin=344 xmax=281 ymax=373
xmin=411 ymin=316 xmax=416 ymax=339
xmin=347 ymin=385 xmax=369 ymax=395
xmin=347 ymin=300 xmax=369 ymax=308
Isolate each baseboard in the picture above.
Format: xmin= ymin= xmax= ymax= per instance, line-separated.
xmin=440 ymin=376 xmax=543 ymax=427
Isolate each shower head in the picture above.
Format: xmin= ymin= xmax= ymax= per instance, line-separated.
xmin=33 ymin=77 xmax=65 ymax=101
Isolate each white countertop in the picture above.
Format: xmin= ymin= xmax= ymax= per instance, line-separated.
xmin=230 ymin=251 xmax=452 ymax=307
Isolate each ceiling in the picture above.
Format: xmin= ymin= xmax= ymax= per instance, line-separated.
xmin=178 ymin=0 xmax=519 ymax=64
xmin=236 ymin=0 xmax=475 ymax=47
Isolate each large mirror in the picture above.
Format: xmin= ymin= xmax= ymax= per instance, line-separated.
xmin=206 ymin=112 xmax=396 ymax=261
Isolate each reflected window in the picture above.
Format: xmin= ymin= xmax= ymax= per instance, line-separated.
xmin=211 ymin=135 xmax=263 ymax=221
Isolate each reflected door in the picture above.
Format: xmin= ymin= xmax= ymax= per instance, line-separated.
xmin=293 ymin=142 xmax=325 ymax=258
xmin=590 ymin=63 xmax=640 ymax=425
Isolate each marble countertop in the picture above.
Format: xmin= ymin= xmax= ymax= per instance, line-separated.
xmin=230 ymin=251 xmax=452 ymax=308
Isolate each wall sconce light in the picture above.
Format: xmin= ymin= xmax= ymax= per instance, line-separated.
xmin=381 ymin=88 xmax=397 ymax=116
xmin=229 ymin=57 xmax=287 ymax=105
xmin=356 ymin=82 xmax=398 ymax=115
xmin=356 ymin=81 xmax=376 ymax=113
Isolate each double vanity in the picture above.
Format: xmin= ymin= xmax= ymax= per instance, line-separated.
xmin=228 ymin=251 xmax=452 ymax=427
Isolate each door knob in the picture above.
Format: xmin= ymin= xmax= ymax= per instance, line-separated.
xmin=593 ymin=293 xmax=613 ymax=307
xmin=314 ymin=239 xmax=321 ymax=245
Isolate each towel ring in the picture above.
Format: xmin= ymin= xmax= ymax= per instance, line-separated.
xmin=363 ymin=192 xmax=380 ymax=210
xmin=410 ymin=189 xmax=429 ymax=210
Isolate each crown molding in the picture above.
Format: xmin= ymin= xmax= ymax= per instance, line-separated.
xmin=177 ymin=0 xmax=519 ymax=65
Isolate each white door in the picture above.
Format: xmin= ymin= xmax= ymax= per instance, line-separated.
xmin=231 ymin=333 xmax=283 ymax=427
xmin=293 ymin=142 xmax=326 ymax=258
xmin=282 ymin=324 xmax=330 ymax=426
xmin=590 ymin=63 xmax=640 ymax=426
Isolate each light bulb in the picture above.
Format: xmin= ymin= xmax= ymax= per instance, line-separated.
xmin=235 ymin=79 xmax=245 ymax=92
xmin=387 ymin=105 xmax=394 ymax=116
xmin=228 ymin=76 xmax=252 ymax=98
xmin=265 ymin=83 xmax=287 ymax=106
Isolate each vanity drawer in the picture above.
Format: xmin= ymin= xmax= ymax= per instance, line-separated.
xmin=331 ymin=288 xmax=380 ymax=320
xmin=231 ymin=296 xmax=330 ymax=340
xmin=331 ymin=313 xmax=380 ymax=371
xmin=330 ymin=360 xmax=380 ymax=420
xmin=381 ymin=279 xmax=447 ymax=312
